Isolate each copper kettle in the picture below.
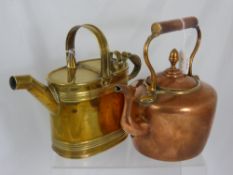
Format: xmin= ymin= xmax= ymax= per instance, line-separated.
xmin=115 ymin=17 xmax=217 ymax=161
xmin=9 ymin=24 xmax=141 ymax=158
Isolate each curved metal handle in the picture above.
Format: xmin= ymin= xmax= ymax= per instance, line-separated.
xmin=144 ymin=16 xmax=202 ymax=92
xmin=65 ymin=24 xmax=110 ymax=83
xmin=122 ymin=52 xmax=141 ymax=80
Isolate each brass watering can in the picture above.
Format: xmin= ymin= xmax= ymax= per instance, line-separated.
xmin=10 ymin=24 xmax=141 ymax=158
xmin=115 ymin=17 xmax=217 ymax=161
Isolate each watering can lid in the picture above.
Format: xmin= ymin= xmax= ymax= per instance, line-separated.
xmin=48 ymin=59 xmax=101 ymax=85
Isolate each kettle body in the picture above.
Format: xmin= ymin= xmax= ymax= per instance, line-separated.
xmin=116 ymin=17 xmax=217 ymax=161
xmin=120 ymin=78 xmax=217 ymax=161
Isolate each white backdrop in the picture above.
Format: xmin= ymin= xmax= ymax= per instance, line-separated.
xmin=1 ymin=0 xmax=233 ymax=175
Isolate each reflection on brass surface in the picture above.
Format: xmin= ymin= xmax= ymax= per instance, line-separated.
xmin=9 ymin=24 xmax=141 ymax=158
xmin=116 ymin=17 xmax=217 ymax=161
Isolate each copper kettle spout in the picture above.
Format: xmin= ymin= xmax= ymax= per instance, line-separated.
xmin=114 ymin=84 xmax=130 ymax=95
xmin=9 ymin=75 xmax=58 ymax=113
xmin=115 ymin=83 xmax=149 ymax=136
xmin=115 ymin=84 xmax=135 ymax=133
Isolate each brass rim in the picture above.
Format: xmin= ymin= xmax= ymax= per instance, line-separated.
xmin=52 ymin=129 xmax=127 ymax=153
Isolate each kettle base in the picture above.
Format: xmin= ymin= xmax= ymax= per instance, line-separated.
xmin=132 ymin=136 xmax=206 ymax=162
xmin=52 ymin=129 xmax=127 ymax=159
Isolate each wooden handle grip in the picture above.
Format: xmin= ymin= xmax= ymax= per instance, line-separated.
xmin=151 ymin=16 xmax=198 ymax=35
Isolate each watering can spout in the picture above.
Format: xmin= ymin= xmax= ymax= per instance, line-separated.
xmin=9 ymin=75 xmax=58 ymax=113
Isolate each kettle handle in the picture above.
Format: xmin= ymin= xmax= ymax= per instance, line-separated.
xmin=144 ymin=16 xmax=201 ymax=92
xmin=65 ymin=24 xmax=110 ymax=84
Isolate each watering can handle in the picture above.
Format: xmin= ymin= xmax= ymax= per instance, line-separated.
xmin=144 ymin=16 xmax=202 ymax=92
xmin=65 ymin=24 xmax=110 ymax=84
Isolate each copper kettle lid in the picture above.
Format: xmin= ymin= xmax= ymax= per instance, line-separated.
xmin=146 ymin=49 xmax=198 ymax=91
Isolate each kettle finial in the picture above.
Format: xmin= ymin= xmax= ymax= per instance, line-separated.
xmin=169 ymin=48 xmax=179 ymax=69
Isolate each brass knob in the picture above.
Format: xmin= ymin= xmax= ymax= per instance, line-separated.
xmin=169 ymin=48 xmax=179 ymax=69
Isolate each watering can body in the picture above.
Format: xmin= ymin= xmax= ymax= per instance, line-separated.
xmin=10 ymin=24 xmax=141 ymax=158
